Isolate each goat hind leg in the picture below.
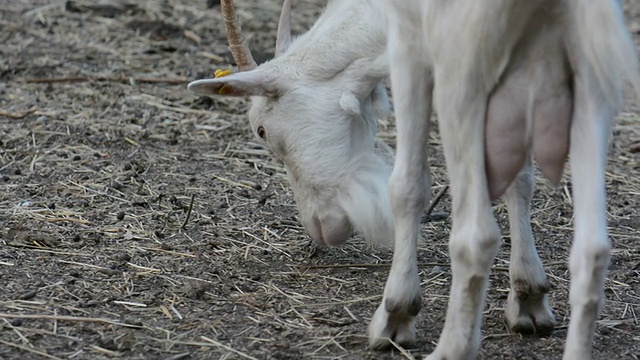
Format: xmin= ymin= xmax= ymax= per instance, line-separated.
xmin=504 ymin=158 xmax=556 ymax=334
xmin=562 ymin=78 xmax=613 ymax=360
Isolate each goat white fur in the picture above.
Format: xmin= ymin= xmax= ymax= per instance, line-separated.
xmin=369 ymin=0 xmax=640 ymax=359
xmin=187 ymin=0 xmax=640 ymax=358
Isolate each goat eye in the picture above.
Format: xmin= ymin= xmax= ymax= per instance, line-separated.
xmin=257 ymin=126 xmax=266 ymax=139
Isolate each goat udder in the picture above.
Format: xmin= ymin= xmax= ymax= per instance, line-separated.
xmin=485 ymin=80 xmax=572 ymax=199
xmin=485 ymin=87 xmax=528 ymax=200
xmin=532 ymin=86 xmax=572 ymax=185
xmin=305 ymin=212 xmax=353 ymax=247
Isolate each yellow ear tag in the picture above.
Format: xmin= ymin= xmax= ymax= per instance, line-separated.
xmin=214 ymin=69 xmax=233 ymax=94
xmin=214 ymin=69 xmax=232 ymax=78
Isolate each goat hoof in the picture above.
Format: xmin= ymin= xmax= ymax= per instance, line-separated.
xmin=368 ymin=302 xmax=416 ymax=350
xmin=505 ymin=279 xmax=556 ymax=334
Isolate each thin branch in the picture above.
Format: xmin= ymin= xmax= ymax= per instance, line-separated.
xmin=288 ymin=262 xmax=450 ymax=269
xmin=181 ymin=193 xmax=196 ymax=229
xmin=0 ymin=313 xmax=142 ymax=328
xmin=25 ymin=76 xmax=88 ymax=83
xmin=0 ymin=339 xmax=62 ymax=360
xmin=426 ymin=185 xmax=449 ymax=217
xmin=200 ymin=336 xmax=258 ymax=360
xmin=0 ymin=107 xmax=37 ymax=119
xmin=24 ymin=76 xmax=189 ymax=85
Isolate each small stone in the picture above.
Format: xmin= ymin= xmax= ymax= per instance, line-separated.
xmin=99 ymin=268 xmax=122 ymax=276
xmin=115 ymin=253 xmax=131 ymax=262
xmin=18 ymin=289 xmax=38 ymax=300
xmin=237 ymin=189 xmax=250 ymax=198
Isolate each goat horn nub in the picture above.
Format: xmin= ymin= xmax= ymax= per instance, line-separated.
xmin=221 ymin=0 xmax=257 ymax=71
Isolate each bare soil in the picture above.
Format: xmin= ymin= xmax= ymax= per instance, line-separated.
xmin=1 ymin=1 xmax=639 ymax=359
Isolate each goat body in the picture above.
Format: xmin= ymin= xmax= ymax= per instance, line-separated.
xmin=369 ymin=0 xmax=640 ymax=359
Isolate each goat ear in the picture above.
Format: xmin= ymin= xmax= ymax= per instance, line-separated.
xmin=341 ymin=85 xmax=390 ymax=118
xmin=187 ymin=68 xmax=282 ymax=97
xmin=342 ymin=55 xmax=389 ymax=101
xmin=275 ymin=0 xmax=292 ymax=56
xmin=340 ymin=91 xmax=361 ymax=115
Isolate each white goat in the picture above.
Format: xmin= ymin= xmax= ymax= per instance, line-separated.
xmin=187 ymin=0 xmax=638 ymax=358
xmin=369 ymin=0 xmax=640 ymax=359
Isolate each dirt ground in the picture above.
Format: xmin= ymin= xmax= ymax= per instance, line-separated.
xmin=1 ymin=0 xmax=639 ymax=359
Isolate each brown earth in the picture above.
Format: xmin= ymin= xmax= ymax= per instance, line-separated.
xmin=1 ymin=0 xmax=639 ymax=359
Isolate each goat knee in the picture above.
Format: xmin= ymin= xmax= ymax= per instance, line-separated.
xmin=570 ymin=241 xmax=610 ymax=277
xmin=449 ymin=219 xmax=501 ymax=271
xmin=388 ymin=167 xmax=430 ymax=220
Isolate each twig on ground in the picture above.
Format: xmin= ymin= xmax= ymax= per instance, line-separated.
xmin=0 ymin=107 xmax=37 ymax=119
xmin=200 ymin=336 xmax=258 ymax=360
xmin=211 ymin=174 xmax=255 ymax=189
xmin=387 ymin=338 xmax=416 ymax=360
xmin=24 ymin=76 xmax=189 ymax=85
xmin=0 ymin=313 xmax=142 ymax=328
xmin=165 ymin=353 xmax=192 ymax=360
xmin=181 ymin=193 xmax=196 ymax=229
xmin=426 ymin=185 xmax=449 ymax=218
xmin=288 ymin=262 xmax=449 ymax=269
xmin=0 ymin=339 xmax=62 ymax=360
xmin=89 ymin=345 xmax=123 ymax=357
xmin=290 ymin=261 xmax=568 ymax=271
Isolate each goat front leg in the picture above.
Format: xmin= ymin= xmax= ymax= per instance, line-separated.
xmin=562 ymin=77 xmax=613 ymax=360
xmin=367 ymin=16 xmax=433 ymax=350
xmin=425 ymin=75 xmax=502 ymax=360
xmin=503 ymin=158 xmax=556 ymax=334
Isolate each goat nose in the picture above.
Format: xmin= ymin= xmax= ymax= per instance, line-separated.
xmin=305 ymin=213 xmax=353 ymax=247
